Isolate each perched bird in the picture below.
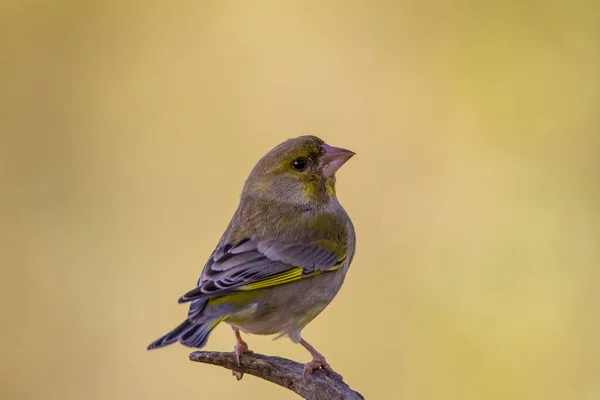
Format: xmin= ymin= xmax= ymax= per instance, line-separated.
xmin=148 ymin=135 xmax=356 ymax=380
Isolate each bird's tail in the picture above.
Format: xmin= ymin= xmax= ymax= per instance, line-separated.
xmin=147 ymin=316 xmax=227 ymax=350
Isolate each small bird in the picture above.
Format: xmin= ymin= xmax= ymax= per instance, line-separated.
xmin=148 ymin=135 xmax=356 ymax=381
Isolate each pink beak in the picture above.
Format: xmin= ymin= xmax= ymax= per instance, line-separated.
xmin=321 ymin=144 xmax=356 ymax=178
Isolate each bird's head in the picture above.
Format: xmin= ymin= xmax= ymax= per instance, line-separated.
xmin=242 ymin=135 xmax=355 ymax=207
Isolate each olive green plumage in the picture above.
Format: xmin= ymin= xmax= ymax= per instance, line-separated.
xmin=148 ymin=135 xmax=355 ymax=350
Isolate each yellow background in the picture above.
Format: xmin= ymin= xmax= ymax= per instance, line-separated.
xmin=1 ymin=1 xmax=599 ymax=399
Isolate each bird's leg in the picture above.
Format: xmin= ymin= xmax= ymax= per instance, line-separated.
xmin=233 ymin=328 xmax=253 ymax=364
xmin=231 ymin=327 xmax=253 ymax=380
xmin=300 ymin=338 xmax=344 ymax=381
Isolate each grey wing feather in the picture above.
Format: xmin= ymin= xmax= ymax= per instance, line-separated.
xmin=179 ymin=238 xmax=343 ymax=309
xmin=256 ymin=241 xmax=339 ymax=272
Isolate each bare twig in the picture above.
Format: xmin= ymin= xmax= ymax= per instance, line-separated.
xmin=189 ymin=351 xmax=365 ymax=400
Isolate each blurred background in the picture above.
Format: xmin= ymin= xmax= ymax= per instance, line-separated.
xmin=1 ymin=1 xmax=599 ymax=399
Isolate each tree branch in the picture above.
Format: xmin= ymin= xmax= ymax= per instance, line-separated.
xmin=189 ymin=351 xmax=365 ymax=400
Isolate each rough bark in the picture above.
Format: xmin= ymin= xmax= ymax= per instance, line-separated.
xmin=189 ymin=351 xmax=364 ymax=400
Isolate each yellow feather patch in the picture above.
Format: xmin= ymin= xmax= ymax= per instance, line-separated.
xmin=239 ymin=265 xmax=341 ymax=291
xmin=208 ymin=291 xmax=260 ymax=307
xmin=209 ymin=315 xmax=228 ymax=329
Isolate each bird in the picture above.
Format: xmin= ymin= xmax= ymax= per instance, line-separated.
xmin=147 ymin=135 xmax=356 ymax=381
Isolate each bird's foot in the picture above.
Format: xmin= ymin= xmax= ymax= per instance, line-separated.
xmin=303 ymin=355 xmax=344 ymax=381
xmin=233 ymin=340 xmax=254 ymax=365
xmin=232 ymin=334 xmax=253 ymax=381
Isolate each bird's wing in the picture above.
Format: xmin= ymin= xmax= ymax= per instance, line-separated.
xmin=178 ymin=237 xmax=346 ymax=306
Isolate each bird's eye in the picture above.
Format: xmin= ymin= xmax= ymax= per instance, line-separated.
xmin=291 ymin=157 xmax=308 ymax=171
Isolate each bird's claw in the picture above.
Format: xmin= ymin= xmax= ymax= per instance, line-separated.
xmin=232 ymin=370 xmax=244 ymax=381
xmin=232 ymin=340 xmax=253 ymax=380
xmin=303 ymin=356 xmax=344 ymax=381
xmin=233 ymin=341 xmax=253 ymax=365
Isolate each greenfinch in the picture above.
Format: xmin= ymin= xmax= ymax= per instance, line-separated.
xmin=148 ymin=135 xmax=356 ymax=380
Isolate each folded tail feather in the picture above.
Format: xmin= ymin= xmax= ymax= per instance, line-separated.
xmin=147 ymin=316 xmax=227 ymax=350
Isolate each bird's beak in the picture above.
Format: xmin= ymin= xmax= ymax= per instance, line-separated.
xmin=321 ymin=144 xmax=356 ymax=178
